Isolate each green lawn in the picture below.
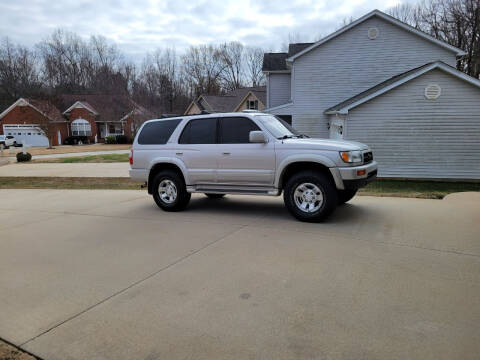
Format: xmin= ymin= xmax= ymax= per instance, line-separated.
xmin=0 ymin=177 xmax=141 ymax=190
xmin=359 ymin=179 xmax=480 ymax=199
xmin=35 ymin=153 xmax=129 ymax=163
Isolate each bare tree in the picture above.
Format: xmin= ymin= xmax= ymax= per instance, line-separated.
xmin=181 ymin=45 xmax=224 ymax=97
xmin=387 ymin=3 xmax=419 ymax=26
xmin=244 ymin=46 xmax=265 ymax=87
xmin=218 ymin=42 xmax=245 ymax=91
xmin=37 ymin=29 xmax=91 ymax=92
xmin=0 ymin=38 xmax=41 ymax=110
xmin=388 ymin=0 xmax=479 ymax=78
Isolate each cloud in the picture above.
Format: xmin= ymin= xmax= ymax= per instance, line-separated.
xmin=0 ymin=0 xmax=415 ymax=59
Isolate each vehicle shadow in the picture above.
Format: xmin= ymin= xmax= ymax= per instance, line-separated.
xmin=186 ymin=195 xmax=368 ymax=224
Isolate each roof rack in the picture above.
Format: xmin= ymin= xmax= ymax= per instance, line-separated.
xmin=242 ymin=110 xmax=261 ymax=113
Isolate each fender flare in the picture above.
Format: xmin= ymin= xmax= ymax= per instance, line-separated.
xmin=275 ymin=154 xmax=340 ymax=189
xmin=148 ymin=157 xmax=189 ymax=184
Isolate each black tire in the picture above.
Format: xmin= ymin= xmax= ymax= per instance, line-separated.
xmin=338 ymin=189 xmax=358 ymax=205
xmin=204 ymin=193 xmax=225 ymax=199
xmin=152 ymin=170 xmax=191 ymax=211
xmin=283 ymin=171 xmax=338 ymax=222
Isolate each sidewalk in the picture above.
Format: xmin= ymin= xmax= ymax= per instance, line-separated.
xmin=0 ymin=162 xmax=130 ymax=177
xmin=3 ymin=149 xmax=129 ymax=163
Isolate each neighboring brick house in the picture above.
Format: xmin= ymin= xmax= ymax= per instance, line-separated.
xmin=0 ymin=95 xmax=154 ymax=146
xmin=184 ymin=86 xmax=266 ymax=115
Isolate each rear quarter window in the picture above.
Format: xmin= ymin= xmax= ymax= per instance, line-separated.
xmin=138 ymin=119 xmax=182 ymax=145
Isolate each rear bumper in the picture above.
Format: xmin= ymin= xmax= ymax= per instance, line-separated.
xmin=129 ymin=168 xmax=148 ymax=182
xmin=338 ymin=161 xmax=378 ymax=189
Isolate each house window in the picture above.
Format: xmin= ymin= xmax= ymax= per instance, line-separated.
xmin=71 ymin=119 xmax=92 ymax=136
xmin=109 ymin=124 xmax=116 ymax=134
xmin=246 ymin=100 xmax=258 ymax=110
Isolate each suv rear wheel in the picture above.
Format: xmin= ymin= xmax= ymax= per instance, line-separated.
xmin=283 ymin=171 xmax=338 ymax=222
xmin=152 ymin=170 xmax=191 ymax=211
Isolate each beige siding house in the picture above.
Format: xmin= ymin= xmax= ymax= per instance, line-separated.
xmin=184 ymin=87 xmax=266 ymax=115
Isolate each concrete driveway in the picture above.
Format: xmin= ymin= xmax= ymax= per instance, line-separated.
xmin=0 ymin=190 xmax=479 ymax=360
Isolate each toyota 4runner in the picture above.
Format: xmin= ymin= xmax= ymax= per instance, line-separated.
xmin=129 ymin=112 xmax=377 ymax=222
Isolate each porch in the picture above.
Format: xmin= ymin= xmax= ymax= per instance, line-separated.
xmin=96 ymin=122 xmax=124 ymax=142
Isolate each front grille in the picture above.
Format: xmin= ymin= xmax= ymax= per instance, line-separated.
xmin=363 ymin=151 xmax=373 ymax=164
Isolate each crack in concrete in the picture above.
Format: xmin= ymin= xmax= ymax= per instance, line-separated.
xmin=20 ymin=224 xmax=247 ymax=347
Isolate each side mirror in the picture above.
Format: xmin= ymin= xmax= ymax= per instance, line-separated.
xmin=249 ymin=131 xmax=267 ymax=143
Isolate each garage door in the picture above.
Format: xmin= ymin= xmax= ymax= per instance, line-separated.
xmin=3 ymin=125 xmax=49 ymax=147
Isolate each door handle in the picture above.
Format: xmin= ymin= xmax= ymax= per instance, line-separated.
xmin=176 ymin=152 xmax=183 ymax=155
xmin=222 ymin=152 xmax=231 ymax=155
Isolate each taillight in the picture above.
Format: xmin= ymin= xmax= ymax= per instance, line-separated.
xmin=129 ymin=149 xmax=133 ymax=165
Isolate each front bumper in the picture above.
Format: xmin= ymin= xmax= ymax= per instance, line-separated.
xmin=338 ymin=161 xmax=378 ymax=189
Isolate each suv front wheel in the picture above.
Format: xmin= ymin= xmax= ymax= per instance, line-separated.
xmin=283 ymin=171 xmax=338 ymax=222
xmin=152 ymin=170 xmax=191 ymax=211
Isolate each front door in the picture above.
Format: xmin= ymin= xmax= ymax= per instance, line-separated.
xmin=329 ymin=116 xmax=344 ymax=139
xmin=216 ymin=117 xmax=275 ymax=186
xmin=100 ymin=124 xmax=106 ymax=138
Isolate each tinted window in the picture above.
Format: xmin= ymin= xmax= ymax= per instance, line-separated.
xmin=138 ymin=119 xmax=181 ymax=145
xmin=179 ymin=118 xmax=217 ymax=144
xmin=219 ymin=117 xmax=260 ymax=144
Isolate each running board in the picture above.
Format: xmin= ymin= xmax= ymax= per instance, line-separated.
xmin=187 ymin=186 xmax=279 ymax=196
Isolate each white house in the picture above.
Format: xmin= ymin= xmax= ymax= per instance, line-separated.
xmin=262 ymin=9 xmax=480 ymax=180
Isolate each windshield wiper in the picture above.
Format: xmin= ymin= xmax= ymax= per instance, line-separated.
xmin=278 ymin=134 xmax=310 ymax=140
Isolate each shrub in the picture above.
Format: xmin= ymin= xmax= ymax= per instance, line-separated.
xmin=16 ymin=152 xmax=32 ymax=162
xmin=115 ymin=135 xmax=130 ymax=144
xmin=105 ymin=136 xmax=117 ymax=144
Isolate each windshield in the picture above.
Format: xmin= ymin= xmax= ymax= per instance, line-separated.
xmin=256 ymin=115 xmax=302 ymax=139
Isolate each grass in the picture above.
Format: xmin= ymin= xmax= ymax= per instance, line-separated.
xmin=0 ymin=177 xmax=143 ymax=190
xmin=0 ymin=177 xmax=478 ymax=199
xmin=359 ymin=179 xmax=480 ymax=199
xmin=0 ymin=338 xmax=37 ymax=360
xmin=35 ymin=153 xmax=129 ymax=163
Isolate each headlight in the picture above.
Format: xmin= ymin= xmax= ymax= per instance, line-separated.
xmin=339 ymin=150 xmax=362 ymax=163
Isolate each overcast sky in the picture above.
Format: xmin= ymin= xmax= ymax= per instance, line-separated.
xmin=0 ymin=0 xmax=414 ymax=60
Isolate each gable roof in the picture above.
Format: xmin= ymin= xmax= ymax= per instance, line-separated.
xmin=63 ymin=101 xmax=99 ymax=115
xmin=233 ymin=88 xmax=267 ymax=112
xmin=119 ymin=104 xmax=156 ymax=122
xmin=0 ymin=98 xmax=65 ymax=123
xmin=287 ymin=9 xmax=466 ymax=62
xmin=262 ymin=53 xmax=289 ymax=72
xmin=325 ymin=61 xmax=480 ymax=115
xmin=184 ymin=100 xmax=204 ymax=115
xmin=185 ymin=86 xmax=266 ymax=114
xmin=288 ymin=43 xmax=314 ymax=57
xmin=58 ymin=94 xmax=152 ymax=123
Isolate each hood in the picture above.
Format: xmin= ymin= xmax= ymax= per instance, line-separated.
xmin=279 ymin=138 xmax=369 ymax=151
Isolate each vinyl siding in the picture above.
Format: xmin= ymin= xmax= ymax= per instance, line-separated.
xmin=345 ymin=69 xmax=480 ymax=179
xmin=268 ymin=73 xmax=291 ymax=108
xmin=290 ymin=15 xmax=457 ymax=136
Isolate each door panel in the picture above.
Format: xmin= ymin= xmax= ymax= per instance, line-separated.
xmin=216 ymin=117 xmax=275 ymax=185
xmin=216 ymin=143 xmax=275 ymax=185
xmin=176 ymin=118 xmax=218 ymax=185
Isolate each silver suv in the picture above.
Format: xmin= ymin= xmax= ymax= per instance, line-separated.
xmin=129 ymin=112 xmax=377 ymax=222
